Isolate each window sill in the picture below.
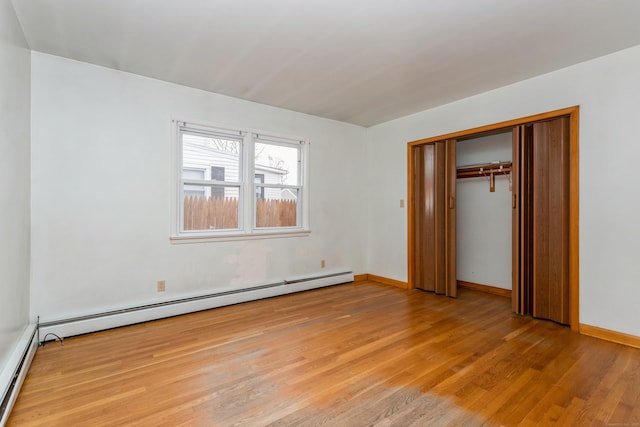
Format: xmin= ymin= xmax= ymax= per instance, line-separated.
xmin=170 ymin=230 xmax=310 ymax=244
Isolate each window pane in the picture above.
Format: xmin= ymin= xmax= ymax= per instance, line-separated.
xmin=183 ymin=133 xmax=240 ymax=183
xmin=255 ymin=187 xmax=298 ymax=228
xmin=254 ymin=142 xmax=299 ymax=185
xmin=182 ymin=186 xmax=239 ymax=231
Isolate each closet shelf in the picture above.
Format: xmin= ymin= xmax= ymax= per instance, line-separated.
xmin=456 ymin=161 xmax=512 ymax=179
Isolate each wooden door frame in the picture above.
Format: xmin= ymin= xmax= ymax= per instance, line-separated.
xmin=407 ymin=106 xmax=579 ymax=331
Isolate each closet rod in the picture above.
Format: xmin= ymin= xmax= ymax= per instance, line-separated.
xmin=456 ymin=161 xmax=512 ymax=179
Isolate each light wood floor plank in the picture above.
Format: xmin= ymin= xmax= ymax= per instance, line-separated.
xmin=8 ymin=281 xmax=640 ymax=426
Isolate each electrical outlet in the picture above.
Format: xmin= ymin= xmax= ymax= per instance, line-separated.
xmin=400 ymin=199 xmax=405 ymax=208
xmin=321 ymin=259 xmax=326 ymax=268
xmin=157 ymin=280 xmax=166 ymax=292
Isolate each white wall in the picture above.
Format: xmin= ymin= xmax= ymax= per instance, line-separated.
xmin=30 ymin=53 xmax=368 ymax=321
xmin=367 ymin=44 xmax=640 ymax=337
xmin=456 ymin=132 xmax=512 ymax=289
xmin=0 ymin=0 xmax=31 ymax=376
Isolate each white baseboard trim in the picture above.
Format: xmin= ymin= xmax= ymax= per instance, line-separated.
xmin=0 ymin=324 xmax=38 ymax=427
xmin=39 ymin=271 xmax=354 ymax=340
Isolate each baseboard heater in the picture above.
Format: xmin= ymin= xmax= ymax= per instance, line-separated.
xmin=0 ymin=324 xmax=38 ymax=427
xmin=39 ymin=270 xmax=354 ymax=341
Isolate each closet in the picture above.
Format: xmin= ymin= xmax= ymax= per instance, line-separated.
xmin=407 ymin=108 xmax=578 ymax=328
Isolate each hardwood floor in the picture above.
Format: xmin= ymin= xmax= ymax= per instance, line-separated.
xmin=8 ymin=281 xmax=640 ymax=426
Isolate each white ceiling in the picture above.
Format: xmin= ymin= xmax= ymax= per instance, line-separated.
xmin=11 ymin=0 xmax=640 ymax=127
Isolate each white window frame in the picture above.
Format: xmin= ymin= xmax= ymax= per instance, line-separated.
xmin=171 ymin=120 xmax=310 ymax=243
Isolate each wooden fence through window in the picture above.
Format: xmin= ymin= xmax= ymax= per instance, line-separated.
xmin=183 ymin=197 xmax=297 ymax=230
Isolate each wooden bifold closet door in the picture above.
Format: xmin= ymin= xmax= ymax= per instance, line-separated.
xmin=412 ymin=139 xmax=457 ymax=297
xmin=513 ymin=117 xmax=570 ymax=324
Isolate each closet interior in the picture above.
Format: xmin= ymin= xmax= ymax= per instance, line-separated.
xmin=456 ymin=131 xmax=513 ymax=298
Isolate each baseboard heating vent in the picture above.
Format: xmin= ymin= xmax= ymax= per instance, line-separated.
xmin=39 ymin=270 xmax=353 ymax=341
xmin=0 ymin=324 xmax=38 ymax=427
xmin=285 ymin=271 xmax=351 ymax=284
xmin=39 ymin=281 xmax=286 ymax=328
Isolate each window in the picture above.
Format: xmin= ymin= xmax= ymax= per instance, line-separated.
xmin=173 ymin=121 xmax=309 ymax=241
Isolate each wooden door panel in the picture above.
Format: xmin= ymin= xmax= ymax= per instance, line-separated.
xmin=533 ymin=122 xmax=550 ymax=318
xmin=412 ymin=140 xmax=456 ymax=297
xmin=446 ymin=139 xmax=457 ymax=298
xmin=512 ymin=128 xmax=521 ymax=314
xmin=522 ymin=127 xmax=534 ymax=315
xmin=513 ymin=125 xmax=534 ymax=315
xmin=434 ymin=141 xmax=447 ymax=294
xmin=416 ymin=144 xmax=436 ymax=291
xmin=532 ymin=118 xmax=570 ymax=325
xmin=413 ymin=145 xmax=428 ymax=290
